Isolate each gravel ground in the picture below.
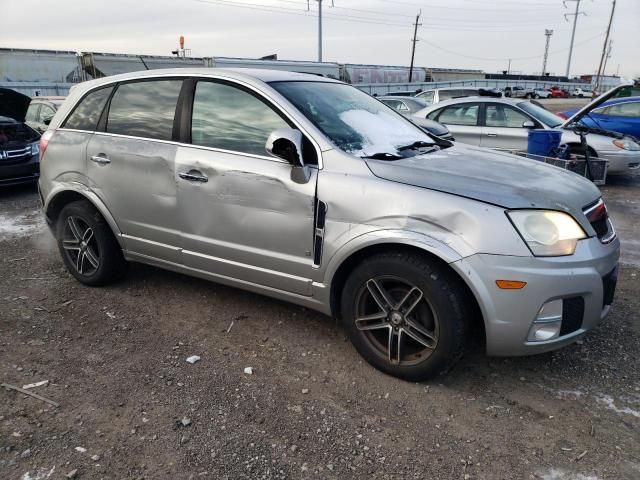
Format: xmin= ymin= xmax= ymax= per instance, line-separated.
xmin=1 ymin=174 xmax=639 ymax=480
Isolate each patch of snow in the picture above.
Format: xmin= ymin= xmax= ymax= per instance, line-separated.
xmin=0 ymin=210 xmax=45 ymax=239
xmin=595 ymin=394 xmax=640 ymax=418
xmin=21 ymin=466 xmax=55 ymax=480
xmin=538 ymin=468 xmax=599 ymax=480
xmin=338 ymin=109 xmax=426 ymax=157
xmin=556 ymin=390 xmax=585 ymax=400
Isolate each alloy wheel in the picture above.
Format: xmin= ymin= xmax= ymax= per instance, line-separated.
xmin=61 ymin=215 xmax=100 ymax=276
xmin=354 ymin=276 xmax=439 ymax=366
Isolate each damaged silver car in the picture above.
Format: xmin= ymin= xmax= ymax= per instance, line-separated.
xmin=39 ymin=69 xmax=619 ymax=381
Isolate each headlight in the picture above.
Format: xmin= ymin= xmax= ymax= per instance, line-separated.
xmin=507 ymin=210 xmax=586 ymax=256
xmin=31 ymin=142 xmax=39 ymax=156
xmin=612 ymin=138 xmax=640 ymax=151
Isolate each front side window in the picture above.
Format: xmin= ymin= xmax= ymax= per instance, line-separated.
xmin=106 ymin=80 xmax=182 ymax=140
xmin=485 ymin=104 xmax=530 ymax=128
xmin=191 ymin=81 xmax=290 ymax=156
xmin=64 ymin=86 xmax=114 ymax=131
xmin=38 ymin=105 xmax=56 ymax=123
xmin=271 ymin=81 xmax=433 ymax=158
xmin=437 ymin=104 xmax=479 ymax=126
xmin=605 ymin=102 xmax=640 ymax=117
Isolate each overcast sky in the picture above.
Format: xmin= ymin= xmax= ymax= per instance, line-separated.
xmin=1 ymin=0 xmax=638 ymax=78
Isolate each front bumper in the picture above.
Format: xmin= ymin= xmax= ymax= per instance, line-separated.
xmin=452 ymin=236 xmax=620 ymax=356
xmin=599 ymin=149 xmax=640 ymax=174
xmin=0 ymin=154 xmax=40 ymax=186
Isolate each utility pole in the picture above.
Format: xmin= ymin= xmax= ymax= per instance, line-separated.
xmin=601 ymin=39 xmax=613 ymax=78
xmin=408 ymin=11 xmax=422 ymax=83
xmin=564 ymin=0 xmax=586 ymax=78
xmin=507 ymin=59 xmax=511 ymax=75
xmin=314 ymin=0 xmax=334 ymax=62
xmin=595 ymin=0 xmax=617 ymax=94
xmin=541 ymin=29 xmax=554 ymax=76
xmin=317 ymin=0 xmax=323 ymax=62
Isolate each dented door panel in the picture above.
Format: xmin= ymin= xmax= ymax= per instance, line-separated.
xmin=176 ymin=145 xmax=317 ymax=295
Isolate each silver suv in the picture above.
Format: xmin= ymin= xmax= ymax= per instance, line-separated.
xmin=39 ymin=69 xmax=619 ymax=381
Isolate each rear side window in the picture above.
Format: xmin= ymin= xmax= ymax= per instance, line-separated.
xmin=106 ymin=80 xmax=182 ymax=140
xmin=438 ymin=90 xmax=456 ymax=101
xmin=437 ymin=104 xmax=479 ymax=126
xmin=191 ymin=81 xmax=289 ymax=156
xmin=419 ymin=91 xmax=435 ymax=103
xmin=64 ymin=87 xmax=113 ymax=131
xmin=25 ymin=104 xmax=40 ymax=122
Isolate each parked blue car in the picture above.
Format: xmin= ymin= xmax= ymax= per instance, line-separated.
xmin=558 ymin=96 xmax=640 ymax=139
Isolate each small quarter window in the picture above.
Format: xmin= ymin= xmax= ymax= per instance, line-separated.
xmin=64 ymin=86 xmax=113 ymax=131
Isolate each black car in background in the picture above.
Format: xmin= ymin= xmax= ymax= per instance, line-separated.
xmin=0 ymin=88 xmax=41 ymax=186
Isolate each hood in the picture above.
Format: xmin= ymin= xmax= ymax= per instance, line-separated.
xmin=561 ymin=83 xmax=633 ymax=129
xmin=365 ymin=143 xmax=600 ymax=231
xmin=0 ymin=88 xmax=31 ymax=122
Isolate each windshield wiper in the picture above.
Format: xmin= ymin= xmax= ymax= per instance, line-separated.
xmin=397 ymin=140 xmax=436 ymax=151
xmin=361 ymin=152 xmax=403 ymax=161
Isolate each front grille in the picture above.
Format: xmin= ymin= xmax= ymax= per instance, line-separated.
xmin=0 ymin=146 xmax=31 ymax=159
xmin=583 ymin=199 xmax=615 ymax=243
xmin=560 ymin=297 xmax=585 ymax=335
xmin=0 ymin=146 xmax=32 ymax=165
xmin=602 ymin=267 xmax=618 ymax=307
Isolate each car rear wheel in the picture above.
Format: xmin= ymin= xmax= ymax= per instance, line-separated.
xmin=56 ymin=200 xmax=128 ymax=286
xmin=340 ymin=251 xmax=467 ymax=381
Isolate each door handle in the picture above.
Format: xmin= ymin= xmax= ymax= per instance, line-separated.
xmin=179 ymin=171 xmax=208 ymax=183
xmin=486 ymin=133 xmax=498 ymax=137
xmin=90 ymin=155 xmax=111 ymax=165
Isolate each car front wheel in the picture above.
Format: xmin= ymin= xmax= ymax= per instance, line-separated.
xmin=56 ymin=200 xmax=128 ymax=286
xmin=340 ymin=251 xmax=467 ymax=381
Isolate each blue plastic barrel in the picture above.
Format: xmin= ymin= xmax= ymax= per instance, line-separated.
xmin=527 ymin=129 xmax=563 ymax=158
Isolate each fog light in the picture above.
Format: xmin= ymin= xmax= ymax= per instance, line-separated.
xmin=528 ymin=322 xmax=561 ymax=341
xmin=527 ymin=299 xmax=563 ymax=342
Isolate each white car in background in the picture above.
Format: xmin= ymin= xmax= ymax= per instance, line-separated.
xmin=572 ymin=88 xmax=594 ymax=98
xmin=532 ymin=89 xmax=552 ymax=99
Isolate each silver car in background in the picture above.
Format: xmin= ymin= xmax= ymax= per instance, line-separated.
xmin=39 ymin=69 xmax=619 ymax=381
xmin=413 ymin=94 xmax=640 ymax=175
xmin=378 ymin=96 xmax=454 ymax=141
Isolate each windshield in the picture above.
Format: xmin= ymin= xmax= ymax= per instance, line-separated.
xmin=270 ymin=81 xmax=433 ymax=158
xmin=517 ymin=101 xmax=563 ymax=128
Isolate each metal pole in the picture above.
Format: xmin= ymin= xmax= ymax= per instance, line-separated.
xmin=601 ymin=39 xmax=613 ymax=79
xmin=317 ymin=0 xmax=323 ymax=62
xmin=595 ymin=0 xmax=617 ymax=94
xmin=565 ymin=0 xmax=582 ymax=78
xmin=408 ymin=11 xmax=421 ymax=83
xmin=542 ymin=29 xmax=553 ymax=76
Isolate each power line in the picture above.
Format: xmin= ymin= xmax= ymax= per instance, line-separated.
xmin=417 ymin=31 xmax=605 ymax=63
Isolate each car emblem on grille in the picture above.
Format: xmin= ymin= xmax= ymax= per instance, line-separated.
xmin=0 ymin=151 xmax=8 ymax=160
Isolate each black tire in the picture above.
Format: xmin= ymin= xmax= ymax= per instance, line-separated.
xmin=533 ymin=94 xmax=540 ymax=99
xmin=340 ymin=251 xmax=467 ymax=381
xmin=55 ymin=199 xmax=127 ymax=286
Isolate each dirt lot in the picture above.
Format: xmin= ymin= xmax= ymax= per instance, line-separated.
xmin=1 ymin=174 xmax=639 ymax=480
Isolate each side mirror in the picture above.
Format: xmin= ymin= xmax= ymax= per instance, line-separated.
xmin=265 ymin=128 xmax=311 ymax=184
xmin=522 ymin=120 xmax=536 ymax=129
xmin=43 ymin=116 xmax=53 ymax=126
